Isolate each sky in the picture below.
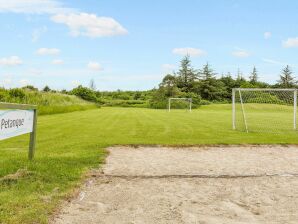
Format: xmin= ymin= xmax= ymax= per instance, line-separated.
xmin=1 ymin=0 xmax=298 ymax=90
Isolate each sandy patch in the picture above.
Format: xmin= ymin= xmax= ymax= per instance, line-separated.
xmin=52 ymin=146 xmax=298 ymax=224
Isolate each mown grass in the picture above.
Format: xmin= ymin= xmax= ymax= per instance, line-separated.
xmin=38 ymin=104 xmax=99 ymax=115
xmin=1 ymin=105 xmax=298 ymax=223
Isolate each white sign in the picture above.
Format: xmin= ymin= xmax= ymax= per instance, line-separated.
xmin=0 ymin=110 xmax=34 ymax=140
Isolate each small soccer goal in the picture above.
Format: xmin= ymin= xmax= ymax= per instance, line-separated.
xmin=232 ymin=88 xmax=297 ymax=133
xmin=168 ymin=98 xmax=192 ymax=112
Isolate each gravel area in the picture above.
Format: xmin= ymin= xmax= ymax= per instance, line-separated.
xmin=52 ymin=146 xmax=298 ymax=224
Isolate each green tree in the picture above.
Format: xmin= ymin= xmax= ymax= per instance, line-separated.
xmin=199 ymin=63 xmax=215 ymax=80
xmin=43 ymin=86 xmax=51 ymax=92
xmin=89 ymin=79 xmax=96 ymax=90
xmin=249 ymin=66 xmax=258 ymax=84
xmin=175 ymin=56 xmax=198 ymax=92
xmin=235 ymin=69 xmax=247 ymax=87
xmin=278 ymin=65 xmax=296 ymax=87
xmin=196 ymin=78 xmax=227 ymax=101
xmin=159 ymin=74 xmax=179 ymax=97
xmin=236 ymin=68 xmax=243 ymax=80
xmin=71 ymin=85 xmax=98 ymax=102
xmin=133 ymin=91 xmax=142 ymax=100
xmin=196 ymin=63 xmax=227 ymax=101
xmin=220 ymin=73 xmax=236 ymax=98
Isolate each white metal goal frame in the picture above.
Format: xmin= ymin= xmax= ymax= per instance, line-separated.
xmin=232 ymin=88 xmax=297 ymax=133
xmin=168 ymin=98 xmax=192 ymax=112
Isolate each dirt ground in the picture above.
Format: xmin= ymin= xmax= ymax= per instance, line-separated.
xmin=52 ymin=146 xmax=298 ymax=224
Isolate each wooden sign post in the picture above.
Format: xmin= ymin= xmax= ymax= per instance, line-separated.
xmin=0 ymin=103 xmax=37 ymax=160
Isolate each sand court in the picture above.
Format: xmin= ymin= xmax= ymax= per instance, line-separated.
xmin=53 ymin=146 xmax=298 ymax=224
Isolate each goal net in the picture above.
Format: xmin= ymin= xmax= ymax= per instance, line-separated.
xmin=168 ymin=98 xmax=192 ymax=112
xmin=232 ymin=88 xmax=297 ymax=133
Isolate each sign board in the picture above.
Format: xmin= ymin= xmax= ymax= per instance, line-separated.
xmin=0 ymin=110 xmax=34 ymax=140
xmin=0 ymin=103 xmax=37 ymax=160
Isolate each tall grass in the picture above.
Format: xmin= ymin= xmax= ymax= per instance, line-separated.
xmin=0 ymin=88 xmax=100 ymax=115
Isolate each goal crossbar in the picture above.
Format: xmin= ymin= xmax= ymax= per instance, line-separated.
xmin=234 ymin=88 xmax=295 ymax=91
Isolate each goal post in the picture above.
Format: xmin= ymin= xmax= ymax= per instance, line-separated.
xmin=168 ymin=98 xmax=192 ymax=112
xmin=232 ymin=88 xmax=297 ymax=133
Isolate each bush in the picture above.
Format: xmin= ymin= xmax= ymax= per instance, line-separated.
xmin=9 ymin=88 xmax=26 ymax=101
xmin=71 ymin=85 xmax=99 ymax=102
xmin=43 ymin=86 xmax=51 ymax=92
xmin=22 ymin=85 xmax=38 ymax=91
xmin=199 ymin=99 xmax=211 ymax=105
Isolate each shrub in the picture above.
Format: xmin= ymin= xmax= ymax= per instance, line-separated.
xmin=9 ymin=88 xmax=26 ymax=101
xmin=22 ymin=85 xmax=38 ymax=91
xmin=71 ymin=85 xmax=98 ymax=102
xmin=43 ymin=86 xmax=51 ymax=92
xmin=199 ymin=100 xmax=211 ymax=105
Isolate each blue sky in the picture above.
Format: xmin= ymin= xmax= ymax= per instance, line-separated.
xmin=1 ymin=0 xmax=298 ymax=90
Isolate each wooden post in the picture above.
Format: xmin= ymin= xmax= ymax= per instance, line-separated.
xmin=0 ymin=102 xmax=37 ymax=160
xmin=29 ymin=109 xmax=37 ymax=160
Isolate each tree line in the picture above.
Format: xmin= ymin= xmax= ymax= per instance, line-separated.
xmin=0 ymin=56 xmax=297 ymax=109
xmin=149 ymin=56 xmax=297 ymax=108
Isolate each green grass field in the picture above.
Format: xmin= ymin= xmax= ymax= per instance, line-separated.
xmin=235 ymin=103 xmax=295 ymax=133
xmin=1 ymin=105 xmax=298 ymax=223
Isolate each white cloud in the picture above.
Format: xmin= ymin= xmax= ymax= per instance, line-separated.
xmin=87 ymin=61 xmax=103 ymax=71
xmin=51 ymin=13 xmax=128 ymax=38
xmin=52 ymin=59 xmax=64 ymax=65
xmin=172 ymin=47 xmax=206 ymax=57
xmin=262 ymin=58 xmax=285 ymax=65
xmin=0 ymin=1 xmax=127 ymax=39
xmin=283 ymin=37 xmax=298 ymax=48
xmin=0 ymin=56 xmax=23 ymax=66
xmin=36 ymin=48 xmax=60 ymax=55
xmin=0 ymin=0 xmax=75 ymax=14
xmin=232 ymin=49 xmax=250 ymax=58
xmin=32 ymin=26 xmax=47 ymax=42
xmin=264 ymin=32 xmax=271 ymax=39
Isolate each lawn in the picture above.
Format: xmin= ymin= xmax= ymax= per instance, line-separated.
xmin=1 ymin=105 xmax=298 ymax=223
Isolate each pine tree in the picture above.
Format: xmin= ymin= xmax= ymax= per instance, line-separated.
xmin=278 ymin=65 xmax=296 ymax=87
xmin=196 ymin=63 xmax=227 ymax=100
xmin=249 ymin=66 xmax=258 ymax=84
xmin=237 ymin=68 xmax=244 ymax=81
xmin=175 ymin=55 xmax=198 ymax=92
xmin=199 ymin=63 xmax=215 ymax=80
xmin=89 ymin=79 xmax=96 ymax=90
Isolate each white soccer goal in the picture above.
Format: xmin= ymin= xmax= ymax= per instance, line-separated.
xmin=232 ymin=88 xmax=297 ymax=133
xmin=168 ymin=98 xmax=192 ymax=112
